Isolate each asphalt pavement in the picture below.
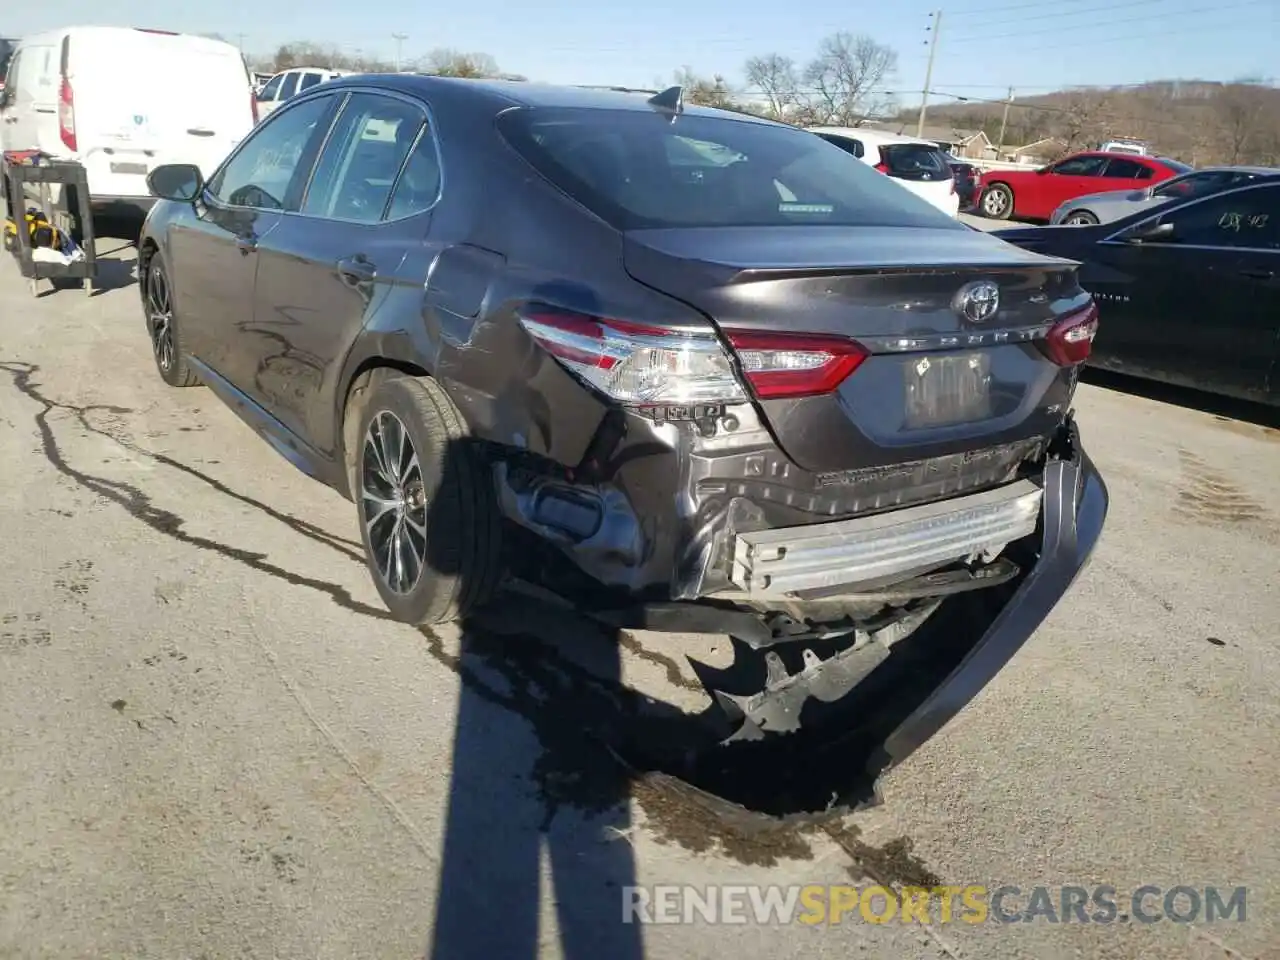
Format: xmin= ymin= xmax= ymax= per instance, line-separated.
xmin=0 ymin=237 xmax=1276 ymax=960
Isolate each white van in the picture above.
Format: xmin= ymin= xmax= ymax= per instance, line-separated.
xmin=0 ymin=26 xmax=257 ymax=215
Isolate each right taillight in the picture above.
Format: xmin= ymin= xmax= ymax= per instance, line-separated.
xmin=874 ymin=162 xmax=890 ymax=174
xmin=58 ymin=75 xmax=76 ymax=151
xmin=723 ymin=329 xmax=868 ymax=399
xmin=1043 ymin=301 xmax=1099 ymax=366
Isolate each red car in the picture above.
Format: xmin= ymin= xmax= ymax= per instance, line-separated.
xmin=977 ymin=152 xmax=1190 ymax=221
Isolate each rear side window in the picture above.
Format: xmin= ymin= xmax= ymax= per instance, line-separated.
xmin=879 ymin=143 xmax=950 ymax=182
xmin=299 ymin=72 xmax=322 ymax=91
xmin=280 ymin=72 xmax=299 ymax=100
xmin=496 ymin=107 xmax=963 ymax=231
xmin=301 ymin=92 xmax=429 ymax=222
xmin=1104 ymin=158 xmax=1148 ymax=179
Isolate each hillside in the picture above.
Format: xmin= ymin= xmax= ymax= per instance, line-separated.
xmin=904 ymin=80 xmax=1280 ymax=166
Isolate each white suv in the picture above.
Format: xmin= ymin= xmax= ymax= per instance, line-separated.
xmin=808 ymin=126 xmax=960 ymax=217
xmin=255 ymin=67 xmax=353 ymax=118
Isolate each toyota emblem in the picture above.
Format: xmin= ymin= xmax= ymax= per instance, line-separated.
xmin=953 ymin=280 xmax=1000 ymax=323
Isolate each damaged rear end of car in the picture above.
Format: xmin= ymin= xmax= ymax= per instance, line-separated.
xmin=477 ymin=99 xmax=1109 ymax=770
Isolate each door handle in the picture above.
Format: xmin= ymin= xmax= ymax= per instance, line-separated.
xmin=337 ymin=255 xmax=376 ymax=286
xmin=187 ymin=127 xmax=216 ymax=137
xmin=235 ymin=234 xmax=258 ymax=255
xmin=1239 ymin=268 xmax=1274 ymax=280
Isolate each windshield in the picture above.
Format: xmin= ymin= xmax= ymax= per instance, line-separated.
xmin=496 ymin=107 xmax=965 ymax=231
xmin=0 ymin=39 xmax=15 ymax=82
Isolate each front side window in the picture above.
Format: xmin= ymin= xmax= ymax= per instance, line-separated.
xmin=497 ymin=107 xmax=964 ymax=231
xmin=279 ymin=72 xmax=300 ymax=100
xmin=258 ymin=73 xmax=283 ymax=102
xmin=301 ymin=92 xmax=427 ymax=222
xmin=208 ymin=95 xmax=335 ymax=210
xmin=1051 ymin=155 xmax=1109 ymax=177
xmin=1150 ymin=185 xmax=1280 ymax=249
xmin=299 ymin=72 xmax=323 ymax=91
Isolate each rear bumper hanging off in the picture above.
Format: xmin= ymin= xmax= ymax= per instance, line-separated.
xmin=868 ymin=424 xmax=1109 ymax=776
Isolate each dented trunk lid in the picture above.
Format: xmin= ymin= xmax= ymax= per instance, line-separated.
xmin=622 ymin=225 xmax=1086 ymax=474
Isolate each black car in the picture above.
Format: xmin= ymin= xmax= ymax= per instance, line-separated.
xmin=944 ymin=153 xmax=980 ymax=210
xmin=999 ymin=179 xmax=1280 ymax=406
xmin=137 ymin=76 xmax=1107 ymax=763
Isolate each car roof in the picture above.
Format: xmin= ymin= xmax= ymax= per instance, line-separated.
xmin=323 ymin=75 xmax=787 ymax=125
xmin=806 ymin=126 xmax=939 ymax=147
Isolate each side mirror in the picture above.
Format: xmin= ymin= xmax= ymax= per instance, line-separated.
xmin=1123 ymin=220 xmax=1174 ymax=243
xmin=1036 ymin=167 xmax=1050 ymax=175
xmin=146 ymin=163 xmax=204 ymax=203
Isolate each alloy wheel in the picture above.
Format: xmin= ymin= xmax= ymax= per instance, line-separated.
xmin=360 ymin=410 xmax=428 ymax=595
xmin=146 ymin=263 xmax=175 ymax=371
xmin=983 ymin=190 xmax=1008 ymax=217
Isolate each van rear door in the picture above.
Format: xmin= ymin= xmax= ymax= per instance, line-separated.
xmin=69 ymin=30 xmax=255 ymax=199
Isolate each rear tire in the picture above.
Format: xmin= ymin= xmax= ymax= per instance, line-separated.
xmin=143 ymin=252 xmax=200 ymax=387
xmin=1063 ymin=210 xmax=1099 ymax=226
xmin=353 ymin=374 xmax=503 ymax=625
xmin=980 ymin=183 xmax=1014 ymax=220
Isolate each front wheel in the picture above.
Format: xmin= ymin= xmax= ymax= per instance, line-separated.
xmin=980 ymin=183 xmax=1014 ymax=220
xmin=144 ymin=252 xmax=200 ymax=387
xmin=1063 ymin=210 xmax=1099 ymax=226
xmin=353 ymin=375 xmax=503 ymax=624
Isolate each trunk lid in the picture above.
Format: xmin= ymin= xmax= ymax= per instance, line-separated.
xmin=623 ymin=225 xmax=1087 ymax=473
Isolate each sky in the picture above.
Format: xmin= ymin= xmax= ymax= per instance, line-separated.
xmin=9 ymin=0 xmax=1278 ymax=109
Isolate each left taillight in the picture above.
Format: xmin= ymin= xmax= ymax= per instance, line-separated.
xmin=516 ymin=308 xmax=870 ymax=404
xmin=517 ymin=308 xmax=748 ymax=404
xmin=1043 ymin=301 xmax=1099 ymax=366
xmin=58 ymin=75 xmax=76 ymax=151
xmin=250 ymin=88 xmax=259 ymax=123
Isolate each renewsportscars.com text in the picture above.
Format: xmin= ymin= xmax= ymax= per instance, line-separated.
xmin=622 ymin=884 xmax=1247 ymax=926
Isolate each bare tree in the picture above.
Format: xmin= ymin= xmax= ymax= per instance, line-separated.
xmin=1048 ymin=89 xmax=1114 ymax=152
xmin=673 ymin=67 xmax=737 ymax=109
xmin=1210 ymin=78 xmax=1270 ymax=163
xmin=744 ymin=54 xmax=799 ymax=120
xmin=422 ymin=48 xmax=501 ymax=78
xmin=800 ymin=33 xmax=897 ymax=126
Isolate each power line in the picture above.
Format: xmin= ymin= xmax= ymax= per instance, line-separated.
xmin=948 ymin=0 xmax=1269 ymax=42
xmin=960 ymin=0 xmax=1166 ymax=30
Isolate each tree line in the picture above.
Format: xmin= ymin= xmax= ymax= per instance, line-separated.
xmin=233 ymin=32 xmax=1280 ymax=166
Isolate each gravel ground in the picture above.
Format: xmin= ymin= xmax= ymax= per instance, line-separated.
xmin=0 ymin=237 xmax=1276 ymax=960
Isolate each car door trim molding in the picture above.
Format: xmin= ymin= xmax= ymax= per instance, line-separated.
xmin=1099 ymin=180 xmax=1280 ymax=254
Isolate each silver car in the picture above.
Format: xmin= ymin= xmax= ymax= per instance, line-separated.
xmin=1049 ymin=165 xmax=1280 ymax=225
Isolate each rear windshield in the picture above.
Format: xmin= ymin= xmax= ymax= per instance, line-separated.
xmin=1157 ymin=157 xmax=1193 ymax=175
xmin=880 ymin=143 xmax=951 ymax=182
xmin=496 ymin=107 xmax=965 ymax=231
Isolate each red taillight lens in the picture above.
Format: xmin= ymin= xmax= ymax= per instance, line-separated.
xmin=1043 ymin=301 xmax=1099 ymax=366
xmin=874 ymin=162 xmax=890 ymax=174
xmin=723 ymin=329 xmax=868 ymax=399
xmin=250 ymin=88 xmax=259 ymax=123
xmin=58 ymin=76 xmax=76 ymax=152
xmin=517 ymin=308 xmax=747 ymax=404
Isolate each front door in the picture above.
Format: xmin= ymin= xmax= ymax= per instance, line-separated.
xmin=1089 ymin=183 xmax=1280 ymax=401
xmin=247 ymin=90 xmax=441 ymax=456
xmin=1032 ymin=154 xmax=1110 ymax=218
xmin=180 ymin=92 xmax=340 ymax=390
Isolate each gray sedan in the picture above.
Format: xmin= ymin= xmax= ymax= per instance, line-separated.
xmin=1049 ymin=165 xmax=1280 ymax=225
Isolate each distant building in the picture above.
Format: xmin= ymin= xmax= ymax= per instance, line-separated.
xmin=1008 ymin=137 xmax=1069 ymax=164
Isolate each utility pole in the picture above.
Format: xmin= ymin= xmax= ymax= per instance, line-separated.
xmin=235 ymin=33 xmax=247 ymax=51
xmin=916 ymin=10 xmax=942 ymax=138
xmin=996 ymin=86 xmax=1015 ymax=157
xmin=392 ymin=33 xmax=407 ymax=72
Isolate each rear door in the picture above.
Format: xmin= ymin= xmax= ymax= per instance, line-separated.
xmin=1088 ymin=183 xmax=1280 ymax=400
xmin=246 ymin=90 xmax=439 ymax=454
xmin=71 ymin=31 xmax=256 ymax=197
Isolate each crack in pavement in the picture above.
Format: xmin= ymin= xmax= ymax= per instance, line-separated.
xmin=0 ymin=360 xmax=392 ymax=621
